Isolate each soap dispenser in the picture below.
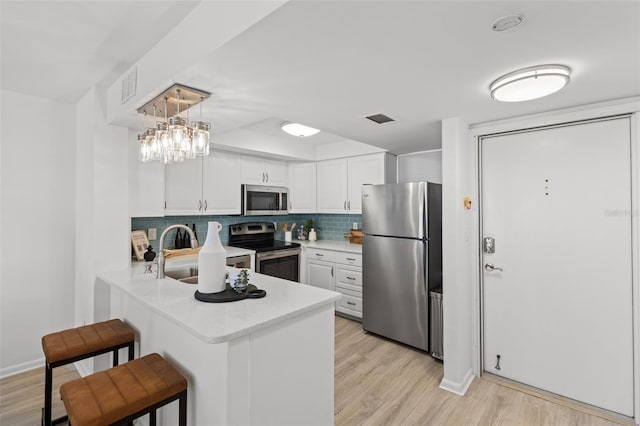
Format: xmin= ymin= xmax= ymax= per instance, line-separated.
xmin=309 ymin=228 xmax=317 ymax=242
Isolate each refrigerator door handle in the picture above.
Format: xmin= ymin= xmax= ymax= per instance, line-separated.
xmin=423 ymin=242 xmax=428 ymax=292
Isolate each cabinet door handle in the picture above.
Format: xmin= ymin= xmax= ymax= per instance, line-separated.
xmin=347 ymin=301 xmax=356 ymax=306
xmin=331 ymin=267 xmax=334 ymax=277
xmin=198 ymin=200 xmax=202 ymax=211
xmin=346 ymin=276 xmax=356 ymax=280
xmin=204 ymin=200 xmax=208 ymax=211
xmin=266 ymin=172 xmax=269 ymax=183
xmin=262 ymin=172 xmax=265 ymax=182
xmin=347 ymin=201 xmax=350 ymax=210
xmin=346 ymin=257 xmax=356 ymax=261
xmin=344 ymin=201 xmax=347 ymax=210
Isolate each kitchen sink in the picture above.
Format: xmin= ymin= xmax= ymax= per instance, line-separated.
xmin=164 ymin=267 xmax=198 ymax=284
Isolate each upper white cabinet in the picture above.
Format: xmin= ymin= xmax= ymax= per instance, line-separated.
xmin=288 ymin=162 xmax=316 ymax=213
xmin=316 ymin=159 xmax=349 ymax=213
xmin=241 ymin=157 xmax=288 ymax=186
xmin=202 ymin=152 xmax=241 ymax=214
xmin=129 ymin=132 xmax=165 ymax=217
xmin=165 ymin=152 xmax=242 ymax=216
xmin=316 ymin=153 xmax=396 ymax=214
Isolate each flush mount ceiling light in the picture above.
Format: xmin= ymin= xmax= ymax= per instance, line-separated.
xmin=490 ymin=64 xmax=571 ymax=102
xmin=137 ymin=83 xmax=211 ymax=163
xmin=281 ymin=122 xmax=320 ymax=137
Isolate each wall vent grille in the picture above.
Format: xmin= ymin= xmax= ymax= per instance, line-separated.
xmin=365 ymin=113 xmax=395 ymax=124
xmin=121 ymin=67 xmax=137 ymax=104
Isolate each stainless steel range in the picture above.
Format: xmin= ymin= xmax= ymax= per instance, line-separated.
xmin=228 ymin=222 xmax=301 ymax=282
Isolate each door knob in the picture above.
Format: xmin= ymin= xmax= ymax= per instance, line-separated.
xmin=485 ymin=263 xmax=503 ymax=272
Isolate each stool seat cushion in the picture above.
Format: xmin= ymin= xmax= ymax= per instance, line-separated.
xmin=42 ymin=319 xmax=135 ymax=364
xmin=60 ymin=353 xmax=187 ymax=426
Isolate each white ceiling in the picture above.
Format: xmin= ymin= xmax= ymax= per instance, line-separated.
xmin=2 ymin=1 xmax=639 ymax=155
xmin=1 ymin=1 xmax=199 ymax=101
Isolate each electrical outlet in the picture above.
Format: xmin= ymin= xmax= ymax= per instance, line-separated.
xmin=148 ymin=228 xmax=157 ymax=240
xmin=352 ymin=222 xmax=358 ymax=230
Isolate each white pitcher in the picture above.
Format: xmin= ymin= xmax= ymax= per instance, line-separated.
xmin=198 ymin=222 xmax=227 ymax=293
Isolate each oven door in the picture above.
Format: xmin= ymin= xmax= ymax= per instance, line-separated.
xmin=255 ymin=248 xmax=300 ymax=282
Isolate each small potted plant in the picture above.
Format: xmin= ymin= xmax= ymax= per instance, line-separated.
xmin=298 ymin=219 xmax=314 ymax=240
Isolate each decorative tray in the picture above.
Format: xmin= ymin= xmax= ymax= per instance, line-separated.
xmin=194 ymin=284 xmax=266 ymax=303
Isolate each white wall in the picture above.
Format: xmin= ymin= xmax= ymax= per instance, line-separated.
xmin=0 ymin=90 xmax=76 ymax=376
xmin=397 ymin=149 xmax=442 ymax=183
xmin=74 ymin=87 xmax=130 ymax=374
xmin=439 ymin=117 xmax=478 ymax=395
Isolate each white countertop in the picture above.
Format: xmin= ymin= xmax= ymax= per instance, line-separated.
xmin=297 ymin=239 xmax=362 ymax=254
xmin=100 ymin=260 xmax=341 ymax=344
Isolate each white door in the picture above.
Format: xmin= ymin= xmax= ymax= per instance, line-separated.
xmin=481 ymin=117 xmax=633 ymax=416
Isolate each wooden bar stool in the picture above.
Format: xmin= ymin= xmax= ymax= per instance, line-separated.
xmin=41 ymin=319 xmax=135 ymax=426
xmin=60 ymin=353 xmax=187 ymax=426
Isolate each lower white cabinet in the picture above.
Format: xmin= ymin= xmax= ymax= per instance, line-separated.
xmin=307 ymin=260 xmax=335 ymax=291
xmin=304 ymin=247 xmax=362 ymax=319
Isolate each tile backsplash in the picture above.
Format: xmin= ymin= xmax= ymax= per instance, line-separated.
xmin=131 ymin=214 xmax=361 ymax=249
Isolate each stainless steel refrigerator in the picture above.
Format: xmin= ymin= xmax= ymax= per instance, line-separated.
xmin=362 ymin=182 xmax=442 ymax=352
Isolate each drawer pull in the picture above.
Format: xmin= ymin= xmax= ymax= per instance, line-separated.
xmin=346 ymin=257 xmax=356 ymax=261
xmin=315 ymin=253 xmax=324 ymax=257
xmin=347 ymin=301 xmax=357 ymax=306
xmin=346 ymin=276 xmax=356 ymax=280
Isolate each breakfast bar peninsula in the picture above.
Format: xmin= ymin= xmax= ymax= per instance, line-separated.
xmin=97 ymin=261 xmax=341 ymax=426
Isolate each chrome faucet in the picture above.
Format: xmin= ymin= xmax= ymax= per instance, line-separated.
xmin=157 ymin=224 xmax=199 ymax=279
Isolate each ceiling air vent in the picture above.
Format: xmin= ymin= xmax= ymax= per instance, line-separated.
xmin=121 ymin=67 xmax=137 ymax=104
xmin=365 ymin=113 xmax=395 ymax=124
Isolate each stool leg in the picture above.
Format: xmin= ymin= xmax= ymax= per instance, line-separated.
xmin=127 ymin=342 xmax=134 ymax=361
xmin=43 ymin=363 xmax=52 ymax=426
xmin=113 ymin=348 xmax=119 ymax=367
xmin=149 ymin=410 xmax=156 ymax=426
xmin=178 ymin=390 xmax=187 ymax=426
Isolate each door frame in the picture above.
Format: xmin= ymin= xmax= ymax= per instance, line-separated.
xmin=471 ymin=102 xmax=640 ymax=422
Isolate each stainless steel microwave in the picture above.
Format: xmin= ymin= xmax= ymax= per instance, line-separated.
xmin=241 ymin=185 xmax=288 ymax=216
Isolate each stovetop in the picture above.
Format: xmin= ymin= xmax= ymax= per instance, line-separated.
xmin=228 ymin=222 xmax=300 ymax=253
xmin=229 ymin=240 xmax=301 ymax=253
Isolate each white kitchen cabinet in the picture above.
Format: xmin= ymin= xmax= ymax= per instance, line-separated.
xmin=288 ymin=162 xmax=316 ymax=213
xmin=129 ymin=131 xmax=165 ymax=217
xmin=165 ymin=152 xmax=242 ymax=215
xmin=305 ymin=247 xmax=363 ymax=319
xmin=202 ymin=152 xmax=241 ymax=214
xmin=242 ymin=156 xmax=288 ymax=186
xmin=316 ymin=159 xmax=349 ymax=213
xmin=316 ymin=153 xmax=396 ymax=214
xmin=307 ymin=260 xmax=335 ymax=292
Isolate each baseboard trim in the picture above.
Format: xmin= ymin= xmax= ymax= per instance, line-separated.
xmin=439 ymin=368 xmax=475 ymax=396
xmin=0 ymin=357 xmax=43 ymax=379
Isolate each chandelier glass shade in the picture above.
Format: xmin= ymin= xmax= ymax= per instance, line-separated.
xmin=138 ymin=84 xmax=211 ymax=163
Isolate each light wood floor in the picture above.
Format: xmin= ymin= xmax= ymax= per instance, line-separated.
xmin=335 ymin=316 xmax=631 ymax=426
xmin=0 ymin=317 xmax=633 ymax=425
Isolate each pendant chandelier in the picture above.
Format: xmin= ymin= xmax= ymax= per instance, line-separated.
xmin=137 ymin=84 xmax=211 ymax=164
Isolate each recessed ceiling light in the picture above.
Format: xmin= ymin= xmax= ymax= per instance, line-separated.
xmin=490 ymin=64 xmax=571 ymax=102
xmin=281 ymin=122 xmax=320 ymax=137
